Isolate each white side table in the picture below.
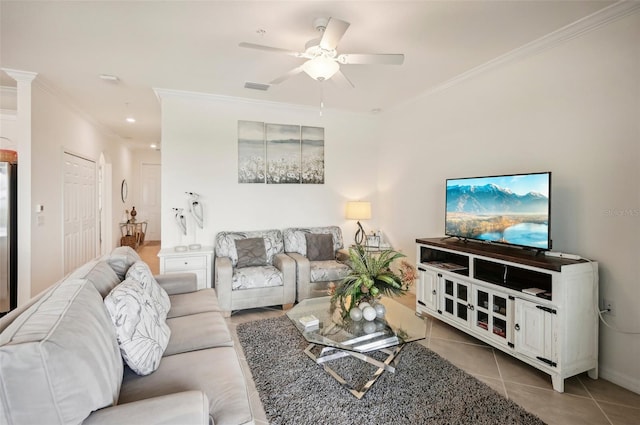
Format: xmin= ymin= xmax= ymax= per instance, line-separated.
xmin=158 ymin=246 xmax=213 ymax=290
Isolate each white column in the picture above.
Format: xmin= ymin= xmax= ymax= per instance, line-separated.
xmin=2 ymin=68 xmax=37 ymax=306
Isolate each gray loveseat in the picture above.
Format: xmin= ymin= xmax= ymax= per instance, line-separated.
xmin=0 ymin=246 xmax=253 ymax=425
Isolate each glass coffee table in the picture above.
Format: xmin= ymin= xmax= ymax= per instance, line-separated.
xmin=286 ymin=296 xmax=427 ymax=399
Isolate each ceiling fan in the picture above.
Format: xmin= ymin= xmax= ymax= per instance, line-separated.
xmin=239 ymin=17 xmax=404 ymax=88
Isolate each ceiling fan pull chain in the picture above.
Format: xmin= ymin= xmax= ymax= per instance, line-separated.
xmin=319 ymin=82 xmax=324 ymax=117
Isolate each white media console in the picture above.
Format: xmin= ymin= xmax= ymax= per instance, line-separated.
xmin=415 ymin=237 xmax=599 ymax=392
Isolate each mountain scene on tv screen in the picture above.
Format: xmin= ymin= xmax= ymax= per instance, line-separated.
xmin=446 ymin=183 xmax=549 ymax=248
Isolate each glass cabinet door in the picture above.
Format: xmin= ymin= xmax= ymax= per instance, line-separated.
xmin=473 ymin=286 xmax=512 ymax=347
xmin=492 ymin=294 xmax=508 ymax=340
xmin=441 ymin=276 xmax=471 ymax=326
xmin=472 ymin=285 xmax=513 ymax=345
xmin=475 ymin=289 xmax=490 ymax=332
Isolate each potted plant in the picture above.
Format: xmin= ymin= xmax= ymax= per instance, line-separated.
xmin=331 ymin=246 xmax=417 ymax=315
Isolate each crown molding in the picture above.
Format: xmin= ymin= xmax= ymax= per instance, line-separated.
xmin=396 ymin=0 xmax=640 ymax=108
xmin=153 ymin=87 xmax=373 ymax=118
xmin=154 ymin=87 xmax=323 ymax=113
xmin=1 ymin=68 xmax=37 ymax=83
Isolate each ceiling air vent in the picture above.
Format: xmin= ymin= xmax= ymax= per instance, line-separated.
xmin=244 ymin=82 xmax=270 ymax=91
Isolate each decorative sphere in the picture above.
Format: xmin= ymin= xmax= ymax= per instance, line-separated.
xmin=358 ymin=302 xmax=371 ymax=310
xmin=349 ymin=307 xmax=363 ymax=321
xmin=363 ymin=321 xmax=376 ymax=334
xmin=374 ymin=303 xmax=386 ymax=318
xmin=362 ymin=306 xmax=377 ymax=321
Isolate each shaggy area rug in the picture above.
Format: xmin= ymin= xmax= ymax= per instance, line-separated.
xmin=237 ymin=316 xmax=546 ymax=425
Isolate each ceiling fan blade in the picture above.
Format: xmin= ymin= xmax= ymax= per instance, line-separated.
xmin=336 ymin=53 xmax=405 ymax=65
xmin=319 ymin=18 xmax=350 ymax=50
xmin=239 ymin=42 xmax=304 ymax=58
xmin=269 ymin=66 xmax=304 ymax=85
xmin=332 ymin=69 xmax=355 ymax=88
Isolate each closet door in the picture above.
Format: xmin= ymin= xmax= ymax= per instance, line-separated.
xmin=63 ymin=152 xmax=96 ymax=274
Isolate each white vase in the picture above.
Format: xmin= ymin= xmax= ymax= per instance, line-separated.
xmin=362 ymin=306 xmax=377 ymax=321
xmin=363 ymin=321 xmax=376 ymax=334
xmin=358 ymin=301 xmax=371 ymax=310
xmin=349 ymin=307 xmax=363 ymax=321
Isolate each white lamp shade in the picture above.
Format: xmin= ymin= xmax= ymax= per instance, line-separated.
xmin=345 ymin=201 xmax=372 ymax=220
xmin=302 ymin=57 xmax=340 ymax=81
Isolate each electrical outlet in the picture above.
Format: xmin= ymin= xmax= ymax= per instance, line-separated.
xmin=602 ymin=298 xmax=615 ymax=316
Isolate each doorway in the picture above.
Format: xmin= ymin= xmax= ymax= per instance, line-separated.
xmin=98 ymin=153 xmax=112 ymax=256
xmin=140 ymin=163 xmax=161 ymax=241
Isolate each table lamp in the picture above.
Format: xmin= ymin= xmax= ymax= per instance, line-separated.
xmin=345 ymin=201 xmax=371 ymax=246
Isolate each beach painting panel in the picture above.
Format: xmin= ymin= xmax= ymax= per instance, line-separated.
xmin=266 ymin=124 xmax=301 ymax=184
xmin=301 ymin=126 xmax=324 ymax=184
xmin=238 ymin=120 xmax=266 ymax=183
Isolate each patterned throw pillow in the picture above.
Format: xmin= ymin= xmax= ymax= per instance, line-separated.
xmin=235 ymin=237 xmax=268 ymax=268
xmin=104 ymin=279 xmax=171 ymax=375
xmin=305 ymin=233 xmax=335 ymax=261
xmin=125 ymin=261 xmax=171 ymax=320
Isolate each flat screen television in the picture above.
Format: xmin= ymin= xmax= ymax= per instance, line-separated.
xmin=445 ymin=172 xmax=551 ymax=251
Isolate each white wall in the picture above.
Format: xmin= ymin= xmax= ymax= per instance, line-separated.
xmin=30 ymin=82 xmax=132 ymax=296
xmin=0 ymin=113 xmax=17 ymax=150
xmin=0 ymin=86 xmax=18 ymax=148
xmin=379 ymin=12 xmax=640 ymax=393
xmin=158 ymin=91 xmax=381 ymax=249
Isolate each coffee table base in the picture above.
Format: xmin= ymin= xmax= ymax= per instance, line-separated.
xmin=303 ymin=343 xmax=405 ymax=399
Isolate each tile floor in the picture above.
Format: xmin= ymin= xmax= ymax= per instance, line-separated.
xmin=139 ymin=243 xmax=640 ymax=425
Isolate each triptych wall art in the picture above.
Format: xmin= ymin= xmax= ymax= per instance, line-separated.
xmin=238 ymin=120 xmax=325 ymax=184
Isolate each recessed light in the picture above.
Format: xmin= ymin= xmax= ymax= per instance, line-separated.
xmin=99 ymin=74 xmax=119 ymax=82
xmin=126 ymin=117 xmax=136 ymax=123
xmin=150 ymin=144 xmax=157 ymax=149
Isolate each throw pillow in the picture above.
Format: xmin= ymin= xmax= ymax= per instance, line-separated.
xmin=305 ymin=233 xmax=335 ymax=261
xmin=104 ymin=279 xmax=171 ymax=376
xmin=235 ymin=237 xmax=268 ymax=268
xmin=107 ymin=246 xmax=142 ymax=280
xmin=126 ymin=261 xmax=171 ymax=320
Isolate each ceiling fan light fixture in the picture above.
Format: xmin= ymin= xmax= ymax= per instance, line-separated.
xmin=302 ymin=57 xmax=339 ymax=81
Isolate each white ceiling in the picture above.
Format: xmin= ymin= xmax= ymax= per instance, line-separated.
xmin=0 ymin=1 xmax=617 ymax=149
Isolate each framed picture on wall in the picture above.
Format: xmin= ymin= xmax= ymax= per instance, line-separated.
xmin=237 ymin=120 xmax=324 ymax=185
xmin=238 ymin=120 xmax=266 ymax=183
xmin=301 ymin=126 xmax=324 ymax=184
xmin=266 ymin=123 xmax=301 ymax=184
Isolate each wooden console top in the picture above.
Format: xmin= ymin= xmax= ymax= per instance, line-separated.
xmin=415 ymin=237 xmax=584 ymax=272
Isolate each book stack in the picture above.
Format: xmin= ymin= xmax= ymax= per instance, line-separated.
xmin=299 ymin=315 xmax=319 ymax=329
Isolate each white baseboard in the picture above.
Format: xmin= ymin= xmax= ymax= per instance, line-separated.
xmin=598 ymin=366 xmax=640 ymax=395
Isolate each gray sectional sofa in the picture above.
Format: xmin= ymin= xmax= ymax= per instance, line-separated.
xmin=0 ymin=246 xmax=253 ymax=425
